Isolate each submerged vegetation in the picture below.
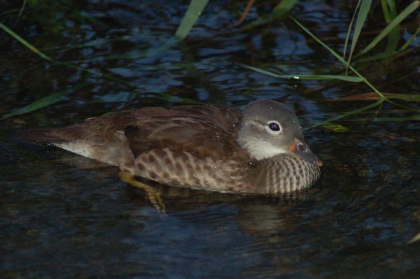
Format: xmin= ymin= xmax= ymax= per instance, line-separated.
xmin=0 ymin=0 xmax=419 ymax=123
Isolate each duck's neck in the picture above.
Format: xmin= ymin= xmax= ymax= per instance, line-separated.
xmin=248 ymin=154 xmax=320 ymax=194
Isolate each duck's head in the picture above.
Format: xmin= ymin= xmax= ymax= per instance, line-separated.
xmin=238 ymin=100 xmax=322 ymax=167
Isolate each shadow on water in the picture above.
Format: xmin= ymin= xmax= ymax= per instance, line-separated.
xmin=1 ymin=0 xmax=419 ymax=278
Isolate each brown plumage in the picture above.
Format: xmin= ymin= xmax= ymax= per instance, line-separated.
xmin=20 ymin=100 xmax=322 ymax=194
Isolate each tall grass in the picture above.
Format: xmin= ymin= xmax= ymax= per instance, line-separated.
xmin=1 ymin=0 xmax=418 ymax=122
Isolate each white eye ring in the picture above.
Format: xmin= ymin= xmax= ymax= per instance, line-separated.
xmin=265 ymin=120 xmax=282 ymax=135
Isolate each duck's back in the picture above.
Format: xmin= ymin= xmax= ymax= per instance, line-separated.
xmin=20 ymin=104 xmax=250 ymax=172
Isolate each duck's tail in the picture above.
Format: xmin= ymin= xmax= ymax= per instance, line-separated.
xmin=14 ymin=128 xmax=66 ymax=146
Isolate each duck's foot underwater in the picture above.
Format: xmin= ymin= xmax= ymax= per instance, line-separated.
xmin=118 ymin=171 xmax=166 ymax=213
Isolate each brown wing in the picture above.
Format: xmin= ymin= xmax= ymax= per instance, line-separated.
xmin=123 ymin=105 xmax=245 ymax=161
xmin=19 ymin=104 xmax=247 ymax=164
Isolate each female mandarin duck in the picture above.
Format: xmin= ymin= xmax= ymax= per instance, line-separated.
xmin=24 ymin=100 xmax=322 ymax=194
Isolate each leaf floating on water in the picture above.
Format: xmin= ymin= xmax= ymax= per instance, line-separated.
xmin=319 ymin=123 xmax=349 ymax=132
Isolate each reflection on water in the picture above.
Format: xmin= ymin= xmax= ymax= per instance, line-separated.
xmin=1 ymin=0 xmax=419 ymax=278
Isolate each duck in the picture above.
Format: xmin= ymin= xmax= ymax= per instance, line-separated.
xmin=22 ymin=100 xmax=322 ymax=195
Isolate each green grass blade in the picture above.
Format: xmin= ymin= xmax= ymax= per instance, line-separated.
xmin=356 ymin=1 xmax=419 ymax=57
xmin=408 ymin=233 xmax=420 ymax=244
xmin=174 ymin=0 xmax=209 ymax=41
xmin=382 ymin=0 xmax=400 ymax=53
xmin=0 ymin=22 xmax=54 ymax=62
xmin=273 ymin=0 xmax=299 ymax=16
xmin=365 ymin=114 xmax=420 ymax=122
xmin=355 ymin=50 xmax=397 ymax=62
xmin=147 ymin=0 xmax=209 ymax=57
xmin=291 ymin=17 xmax=386 ymax=98
xmin=347 ymin=0 xmax=372 ymax=66
xmin=400 ymin=26 xmax=420 ymax=50
xmin=14 ymin=0 xmax=28 ymax=25
xmin=291 ymin=18 xmax=349 ymax=65
xmin=240 ymin=65 xmax=362 ymax=82
xmin=2 ymin=82 xmax=90 ymax=119
xmin=0 ymin=22 xmax=178 ymax=107
xmin=381 ymin=0 xmax=391 ymax=22
xmin=343 ymin=0 xmax=361 ymax=64
xmin=312 ymin=99 xmax=385 ymax=127
xmin=293 ymin=17 xmax=420 ymax=119
xmin=241 ymin=0 xmax=299 ymax=30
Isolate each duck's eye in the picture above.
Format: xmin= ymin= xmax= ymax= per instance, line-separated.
xmin=269 ymin=122 xmax=280 ymax=131
xmin=265 ymin=121 xmax=282 ymax=135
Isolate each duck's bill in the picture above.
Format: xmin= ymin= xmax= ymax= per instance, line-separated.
xmin=286 ymin=137 xmax=323 ymax=167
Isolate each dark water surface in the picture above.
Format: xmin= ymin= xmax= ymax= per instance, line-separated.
xmin=1 ymin=1 xmax=419 ymax=278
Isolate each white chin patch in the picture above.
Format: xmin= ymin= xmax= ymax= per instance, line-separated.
xmin=53 ymin=142 xmax=93 ymax=158
xmin=243 ymin=140 xmax=287 ymax=160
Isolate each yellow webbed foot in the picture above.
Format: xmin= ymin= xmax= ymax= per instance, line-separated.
xmin=119 ymin=171 xmax=166 ymax=213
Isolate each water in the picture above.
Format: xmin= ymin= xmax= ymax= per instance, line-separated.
xmin=1 ymin=1 xmax=419 ymax=278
